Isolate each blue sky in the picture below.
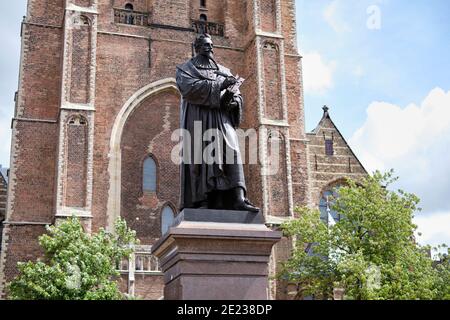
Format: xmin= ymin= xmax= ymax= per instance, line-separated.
xmin=298 ymin=0 xmax=450 ymax=135
xmin=0 ymin=0 xmax=25 ymax=171
xmin=297 ymin=0 xmax=450 ymax=249
xmin=0 ymin=0 xmax=449 ymax=248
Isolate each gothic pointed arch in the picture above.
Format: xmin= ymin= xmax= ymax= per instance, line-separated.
xmin=106 ymin=78 xmax=180 ymax=233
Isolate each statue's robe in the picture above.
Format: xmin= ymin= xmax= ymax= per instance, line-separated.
xmin=176 ymin=59 xmax=246 ymax=209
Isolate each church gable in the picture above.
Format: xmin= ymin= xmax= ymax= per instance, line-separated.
xmin=307 ymin=106 xmax=367 ymax=208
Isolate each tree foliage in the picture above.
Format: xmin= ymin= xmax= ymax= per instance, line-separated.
xmin=433 ymin=245 xmax=450 ymax=300
xmin=8 ymin=217 xmax=139 ymax=300
xmin=280 ymin=170 xmax=449 ymax=300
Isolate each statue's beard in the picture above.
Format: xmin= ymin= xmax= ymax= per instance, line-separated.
xmin=201 ymin=51 xmax=214 ymax=60
xmin=193 ymin=53 xmax=218 ymax=70
xmin=206 ymin=51 xmax=214 ymax=59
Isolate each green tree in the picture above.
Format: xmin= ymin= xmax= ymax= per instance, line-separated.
xmin=8 ymin=217 xmax=139 ymax=300
xmin=433 ymin=245 xmax=450 ymax=300
xmin=280 ymin=171 xmax=448 ymax=300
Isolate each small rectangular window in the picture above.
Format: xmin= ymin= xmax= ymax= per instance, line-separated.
xmin=325 ymin=139 xmax=334 ymax=156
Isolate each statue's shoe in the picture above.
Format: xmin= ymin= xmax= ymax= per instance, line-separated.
xmin=232 ymin=199 xmax=260 ymax=213
xmin=194 ymin=201 xmax=209 ymax=209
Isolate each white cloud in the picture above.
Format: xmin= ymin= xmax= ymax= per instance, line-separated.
xmin=302 ymin=52 xmax=337 ymax=95
xmin=349 ymin=87 xmax=450 ymax=246
xmin=414 ymin=212 xmax=450 ymax=248
xmin=323 ymin=0 xmax=351 ymax=34
xmin=350 ymin=87 xmax=450 ymax=172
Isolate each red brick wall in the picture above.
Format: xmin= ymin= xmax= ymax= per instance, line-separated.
xmin=1 ymin=225 xmax=47 ymax=298
xmin=241 ymin=43 xmax=259 ymax=129
xmin=240 ymin=41 xmax=263 ymax=211
xmin=0 ymin=1 xmax=64 ymax=291
xmin=150 ymin=40 xmax=191 ymax=79
xmin=120 ymin=91 xmax=180 ymax=244
xmin=113 ymin=0 xmax=148 ymax=12
xmin=281 ymin=0 xmax=298 ymax=53
xmin=73 ymin=0 xmax=92 ymax=7
xmin=151 ymin=0 xmax=190 ymax=27
xmin=190 ymin=0 xmax=225 ymax=24
xmin=27 ymin=0 xmax=65 ymax=25
xmin=290 ymin=140 xmax=308 ymax=206
xmin=2 ymin=0 xmax=311 ymax=300
xmin=118 ymin=273 xmax=165 ymax=300
xmin=10 ymin=122 xmax=58 ymax=223
xmin=242 ymin=132 xmax=264 ymax=212
xmin=285 ymin=56 xmax=304 ymax=139
xmin=224 ymin=0 xmax=247 ymax=43
xmin=91 ymin=33 xmax=153 ymax=232
xmin=19 ymin=25 xmax=62 ymax=119
xmin=134 ymin=274 xmax=164 ymax=300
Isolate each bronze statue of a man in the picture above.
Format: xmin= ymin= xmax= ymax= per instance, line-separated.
xmin=176 ymin=34 xmax=259 ymax=212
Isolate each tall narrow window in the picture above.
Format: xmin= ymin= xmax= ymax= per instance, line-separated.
xmin=143 ymin=156 xmax=156 ymax=192
xmin=161 ymin=206 xmax=175 ymax=235
xmin=325 ymin=139 xmax=334 ymax=156
xmin=200 ymin=0 xmax=206 ymax=8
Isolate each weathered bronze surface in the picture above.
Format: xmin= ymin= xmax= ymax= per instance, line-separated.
xmin=176 ymin=34 xmax=259 ymax=212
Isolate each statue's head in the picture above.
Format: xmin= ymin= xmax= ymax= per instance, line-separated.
xmin=194 ymin=33 xmax=214 ymax=59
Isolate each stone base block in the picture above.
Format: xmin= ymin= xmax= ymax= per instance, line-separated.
xmin=152 ymin=209 xmax=282 ymax=300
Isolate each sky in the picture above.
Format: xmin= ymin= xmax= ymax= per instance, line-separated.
xmin=0 ymin=1 xmax=25 ymax=171
xmin=0 ymin=0 xmax=449 ymax=249
xmin=297 ymin=0 xmax=450 ymax=249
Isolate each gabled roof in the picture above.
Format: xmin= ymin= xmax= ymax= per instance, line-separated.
xmin=308 ymin=106 xmax=368 ymax=174
xmin=309 ymin=105 xmax=332 ymax=135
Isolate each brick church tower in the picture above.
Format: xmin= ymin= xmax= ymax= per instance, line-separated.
xmin=0 ymin=0 xmax=366 ymax=299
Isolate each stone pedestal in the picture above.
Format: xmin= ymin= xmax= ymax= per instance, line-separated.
xmin=151 ymin=209 xmax=282 ymax=300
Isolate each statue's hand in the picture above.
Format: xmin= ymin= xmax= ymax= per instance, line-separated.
xmin=220 ymin=76 xmax=237 ymax=90
xmin=228 ymin=101 xmax=239 ymax=109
